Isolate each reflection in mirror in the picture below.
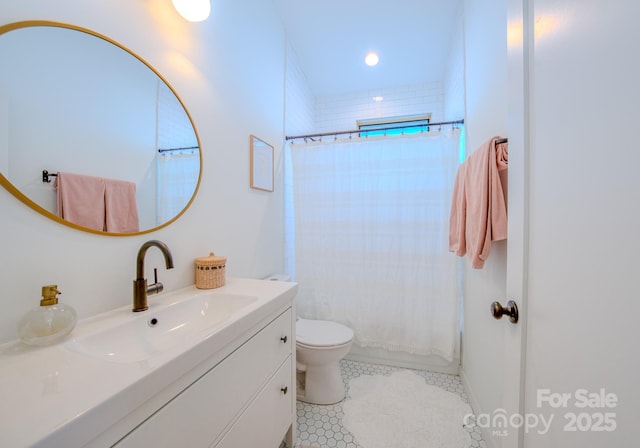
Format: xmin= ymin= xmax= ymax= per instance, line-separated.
xmin=0 ymin=21 xmax=201 ymax=235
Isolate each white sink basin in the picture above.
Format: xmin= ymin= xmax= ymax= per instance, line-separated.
xmin=65 ymin=292 xmax=258 ymax=363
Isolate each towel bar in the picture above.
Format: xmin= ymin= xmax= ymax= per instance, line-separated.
xmin=42 ymin=170 xmax=58 ymax=183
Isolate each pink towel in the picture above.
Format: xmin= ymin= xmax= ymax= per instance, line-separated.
xmin=104 ymin=179 xmax=139 ymax=233
xmin=54 ymin=172 xmax=139 ymax=233
xmin=54 ymin=172 xmax=106 ymax=231
xmin=495 ymin=141 xmax=508 ymax=170
xmin=449 ymin=137 xmax=508 ymax=269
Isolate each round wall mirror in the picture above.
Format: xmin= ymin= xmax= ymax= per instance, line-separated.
xmin=0 ymin=21 xmax=202 ymax=235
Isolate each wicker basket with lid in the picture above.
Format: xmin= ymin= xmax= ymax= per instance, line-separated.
xmin=195 ymin=252 xmax=226 ymax=289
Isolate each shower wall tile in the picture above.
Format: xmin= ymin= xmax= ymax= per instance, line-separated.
xmin=284 ymin=46 xmax=451 ymax=138
xmin=285 ymin=43 xmax=316 ymax=136
xmin=443 ymin=4 xmax=465 ymax=122
xmin=314 ymin=82 xmax=445 ymax=134
xmin=157 ymin=81 xmax=197 ymax=149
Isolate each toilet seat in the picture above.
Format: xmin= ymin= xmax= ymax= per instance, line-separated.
xmin=296 ymin=319 xmax=354 ymax=347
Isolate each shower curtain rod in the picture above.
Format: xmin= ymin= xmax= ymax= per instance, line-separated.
xmin=285 ymin=119 xmax=464 ymax=142
xmin=158 ymin=145 xmax=199 ymax=153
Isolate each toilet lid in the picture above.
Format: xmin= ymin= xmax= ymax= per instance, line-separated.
xmin=296 ymin=319 xmax=354 ymax=347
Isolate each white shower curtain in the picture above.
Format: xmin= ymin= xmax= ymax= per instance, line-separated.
xmin=157 ymin=150 xmax=199 ymax=224
xmin=285 ymin=130 xmax=461 ymax=361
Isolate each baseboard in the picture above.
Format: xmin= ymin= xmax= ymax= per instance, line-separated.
xmin=460 ymin=367 xmax=496 ymax=448
xmin=344 ymin=345 xmax=460 ymax=375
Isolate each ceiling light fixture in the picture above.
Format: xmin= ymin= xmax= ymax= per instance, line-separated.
xmin=365 ymin=52 xmax=379 ymax=67
xmin=172 ymin=0 xmax=211 ymax=22
xmin=373 ymin=96 xmax=384 ymax=102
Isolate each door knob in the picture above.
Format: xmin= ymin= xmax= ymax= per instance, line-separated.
xmin=491 ymin=300 xmax=519 ymax=324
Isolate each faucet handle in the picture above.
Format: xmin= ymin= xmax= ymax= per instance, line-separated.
xmin=146 ymin=268 xmax=164 ymax=296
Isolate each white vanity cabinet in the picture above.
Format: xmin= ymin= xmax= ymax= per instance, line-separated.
xmin=113 ymin=308 xmax=294 ymax=448
xmin=0 ymin=279 xmax=298 ymax=448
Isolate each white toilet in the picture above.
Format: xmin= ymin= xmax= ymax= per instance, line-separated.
xmin=264 ymin=274 xmax=354 ymax=405
xmin=296 ymin=318 xmax=354 ymax=405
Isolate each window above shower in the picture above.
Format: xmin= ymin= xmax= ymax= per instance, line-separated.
xmin=357 ymin=114 xmax=432 ymax=137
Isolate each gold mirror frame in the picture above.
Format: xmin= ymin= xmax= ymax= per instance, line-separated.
xmin=0 ymin=20 xmax=202 ymax=236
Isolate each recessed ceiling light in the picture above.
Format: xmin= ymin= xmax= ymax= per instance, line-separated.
xmin=373 ymin=96 xmax=384 ymax=102
xmin=365 ymin=52 xmax=379 ymax=67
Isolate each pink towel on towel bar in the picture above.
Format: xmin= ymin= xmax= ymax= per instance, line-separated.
xmin=449 ymin=137 xmax=508 ymax=269
xmin=104 ymin=179 xmax=139 ymax=233
xmin=54 ymin=172 xmax=106 ymax=232
xmin=54 ymin=172 xmax=140 ymax=233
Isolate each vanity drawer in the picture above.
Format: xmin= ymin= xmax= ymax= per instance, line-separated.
xmin=114 ymin=308 xmax=292 ymax=448
xmin=214 ymin=356 xmax=293 ymax=448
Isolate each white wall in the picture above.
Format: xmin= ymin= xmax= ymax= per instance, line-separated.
xmin=0 ymin=0 xmax=286 ymax=344
xmin=459 ymin=0 xmax=509 ymax=442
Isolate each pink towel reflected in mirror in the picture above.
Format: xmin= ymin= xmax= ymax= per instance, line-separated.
xmin=54 ymin=172 xmax=139 ymax=232
xmin=104 ymin=179 xmax=139 ymax=233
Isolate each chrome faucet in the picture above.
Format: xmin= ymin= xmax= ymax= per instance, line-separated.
xmin=133 ymin=240 xmax=174 ymax=312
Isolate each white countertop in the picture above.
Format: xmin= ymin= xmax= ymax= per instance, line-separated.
xmin=0 ymin=278 xmax=297 ymax=448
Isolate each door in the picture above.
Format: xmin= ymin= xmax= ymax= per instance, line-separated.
xmin=505 ymin=0 xmax=640 ymax=446
xmin=496 ymin=1 xmax=529 ymax=447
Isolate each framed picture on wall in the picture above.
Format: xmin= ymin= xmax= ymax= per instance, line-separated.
xmin=250 ymin=135 xmax=274 ymax=192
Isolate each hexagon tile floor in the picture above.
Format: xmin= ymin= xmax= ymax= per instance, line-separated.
xmin=291 ymin=359 xmax=486 ymax=448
